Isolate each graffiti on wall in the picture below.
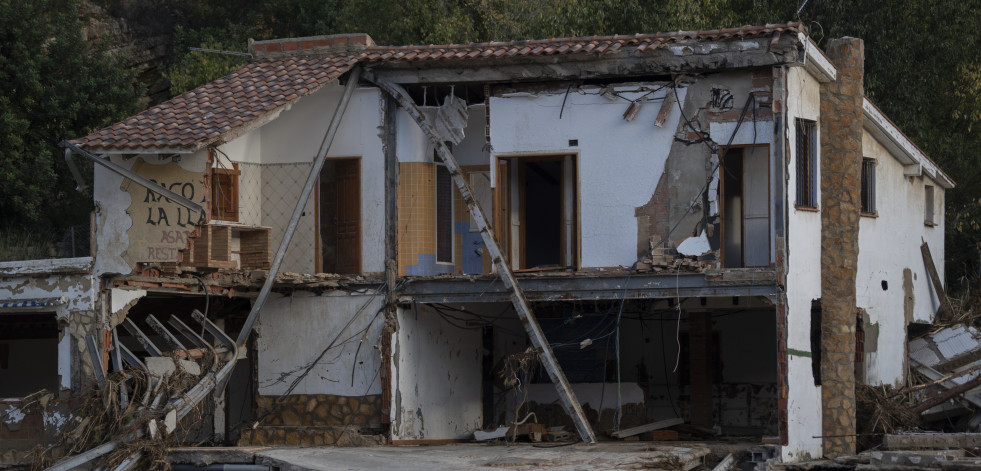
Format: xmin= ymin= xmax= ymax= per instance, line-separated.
xmin=122 ymin=159 xmax=206 ymax=265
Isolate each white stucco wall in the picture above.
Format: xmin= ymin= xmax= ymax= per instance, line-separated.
xmin=256 ymin=292 xmax=384 ymax=396
xmin=857 ymin=130 xmax=945 ymax=385
xmin=390 ymin=304 xmax=483 ymax=440
xmin=489 ymin=84 xmax=686 ymax=268
xmin=254 ymin=84 xmax=386 ymax=274
xmin=783 ymin=65 xmax=824 ymax=461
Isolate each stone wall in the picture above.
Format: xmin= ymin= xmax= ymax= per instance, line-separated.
xmin=256 ymin=394 xmax=383 ymax=427
xmin=239 ymin=394 xmax=385 ymax=447
xmin=819 ymin=37 xmax=865 ymax=457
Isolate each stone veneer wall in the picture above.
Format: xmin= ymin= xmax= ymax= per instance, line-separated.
xmin=255 ymin=394 xmax=382 ymax=427
xmin=819 ymin=37 xmax=864 ymax=457
xmin=238 ymin=394 xmax=385 ymax=447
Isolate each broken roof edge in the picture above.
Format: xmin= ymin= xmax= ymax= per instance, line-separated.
xmin=862 ymin=98 xmax=955 ymax=189
xmin=798 ymin=35 xmax=836 ymax=83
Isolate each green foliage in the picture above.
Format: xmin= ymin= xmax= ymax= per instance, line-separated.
xmin=807 ymin=0 xmax=981 ymax=284
xmin=166 ymin=30 xmax=249 ymax=96
xmin=0 ymin=0 xmax=139 ymax=239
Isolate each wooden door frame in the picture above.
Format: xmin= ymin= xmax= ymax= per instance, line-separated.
xmin=718 ymin=144 xmax=770 ymax=268
xmin=493 ymin=153 xmax=580 ymax=271
xmin=315 ymin=156 xmax=362 ymax=274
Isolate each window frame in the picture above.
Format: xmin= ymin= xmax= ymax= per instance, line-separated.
xmin=860 ymin=157 xmax=877 ymax=216
xmin=924 ymin=184 xmax=936 ymax=226
xmin=795 ymin=118 xmax=818 ymax=209
xmin=210 ymin=162 xmax=240 ymax=222
xmin=435 ymin=162 xmax=454 ymax=265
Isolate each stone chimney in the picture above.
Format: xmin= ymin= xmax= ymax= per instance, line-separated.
xmin=249 ymin=34 xmax=375 ymax=59
xmin=819 ymin=37 xmax=864 ymax=458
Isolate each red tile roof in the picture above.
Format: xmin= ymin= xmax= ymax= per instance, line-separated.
xmin=72 ymin=23 xmax=803 ymax=152
xmin=74 ymin=55 xmax=358 ymax=152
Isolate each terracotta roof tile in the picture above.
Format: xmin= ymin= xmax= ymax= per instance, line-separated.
xmin=72 ymin=23 xmax=802 ymax=152
xmin=73 ymin=55 xmax=359 ymax=152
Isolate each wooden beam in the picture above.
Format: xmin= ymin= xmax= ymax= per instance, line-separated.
xmin=610 ymin=418 xmax=684 ymax=439
xmin=921 ymin=240 xmax=953 ymax=322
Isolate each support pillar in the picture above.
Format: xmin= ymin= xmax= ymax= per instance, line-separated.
xmin=819 ymin=37 xmax=864 ymax=457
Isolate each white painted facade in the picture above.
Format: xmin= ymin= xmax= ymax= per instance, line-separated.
xmin=782 ymin=65 xmax=825 ymax=461
xmin=856 ymin=126 xmax=946 ymax=386
xmin=256 ymin=292 xmax=385 ymax=397
xmin=390 ymin=304 xmax=483 ymax=440
xmin=489 ymin=85 xmax=685 ymax=268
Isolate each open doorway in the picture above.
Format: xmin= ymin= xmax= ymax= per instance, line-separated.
xmin=318 ymin=158 xmax=361 ymax=274
xmin=496 ymin=155 xmax=577 ymax=270
xmin=721 ymin=146 xmax=770 ymax=268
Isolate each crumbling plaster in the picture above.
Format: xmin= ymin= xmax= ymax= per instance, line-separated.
xmin=488 ymin=82 xmax=687 ymax=268
xmin=0 ymin=257 xmax=98 ymax=393
xmin=93 ymin=150 xmax=207 ymax=275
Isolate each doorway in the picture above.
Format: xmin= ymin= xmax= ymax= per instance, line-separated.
xmin=318 ymin=158 xmax=361 ymax=274
xmin=496 ymin=155 xmax=577 ymax=270
xmin=721 ymin=146 xmax=770 ymax=268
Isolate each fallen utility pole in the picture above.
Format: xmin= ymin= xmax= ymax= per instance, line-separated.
xmin=365 ymin=71 xmax=597 ymax=444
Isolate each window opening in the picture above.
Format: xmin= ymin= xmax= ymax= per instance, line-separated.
xmin=0 ymin=313 xmax=60 ymax=397
xmin=498 ymin=155 xmax=577 ymax=270
xmin=861 ymin=158 xmax=876 ymax=215
xmin=436 ymin=164 xmax=453 ymax=264
xmin=925 ymin=184 xmax=935 ymax=226
xmin=795 ymin=119 xmax=817 ymax=208
xmin=721 ymin=146 xmax=770 ymax=268
xmin=210 ymin=163 xmax=240 ymax=222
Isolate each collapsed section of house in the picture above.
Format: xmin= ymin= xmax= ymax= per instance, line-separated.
xmin=0 ymin=22 xmax=964 ymax=470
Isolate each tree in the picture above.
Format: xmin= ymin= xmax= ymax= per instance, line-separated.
xmin=0 ymin=0 xmax=139 ymax=239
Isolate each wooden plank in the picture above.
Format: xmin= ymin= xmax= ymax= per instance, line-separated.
xmin=654 ymin=89 xmax=677 ymax=128
xmin=921 ymin=240 xmax=952 ymax=322
xmin=713 ymin=453 xmax=736 ymax=471
xmin=611 ymin=418 xmax=684 ymax=439
xmin=367 ymin=73 xmax=597 ymax=445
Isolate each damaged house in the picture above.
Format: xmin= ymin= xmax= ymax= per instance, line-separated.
xmin=0 ymin=22 xmax=957 ymax=465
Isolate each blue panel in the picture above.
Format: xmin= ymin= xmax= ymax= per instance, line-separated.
xmin=455 ymin=221 xmax=485 ymax=274
xmin=406 ymin=253 xmax=453 ymax=276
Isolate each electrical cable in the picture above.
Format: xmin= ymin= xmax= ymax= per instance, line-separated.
xmin=190 ymin=273 xmax=210 ymax=338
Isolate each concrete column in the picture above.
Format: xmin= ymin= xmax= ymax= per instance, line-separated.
xmin=819 ymin=37 xmax=864 ymax=457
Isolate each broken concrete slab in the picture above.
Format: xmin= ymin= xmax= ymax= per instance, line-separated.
xmin=870 ymin=450 xmax=966 ymax=467
xmin=255 ymin=443 xmax=711 ymax=471
xmin=883 ymin=433 xmax=981 ymax=450
xmin=611 ymin=417 xmax=684 ymax=438
xmin=146 ymin=356 xmax=201 ymax=377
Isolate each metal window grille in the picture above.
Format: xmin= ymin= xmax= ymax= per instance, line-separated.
xmin=861 ymin=158 xmax=876 ymax=214
xmin=436 ymin=164 xmax=453 ymax=263
xmin=795 ymin=119 xmax=817 ymax=207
